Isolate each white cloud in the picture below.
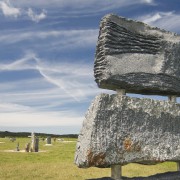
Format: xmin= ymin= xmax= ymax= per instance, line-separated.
xmin=0 ymin=0 xmax=21 ymax=17
xmin=0 ymin=111 xmax=83 ymax=126
xmin=142 ymin=0 xmax=154 ymax=3
xmin=12 ymin=0 xmax=154 ymax=7
xmin=0 ymin=52 xmax=38 ymax=71
xmin=27 ymin=8 xmax=46 ymax=23
xmin=0 ymin=29 xmax=98 ymax=51
xmin=0 ymin=1 xmax=47 ymax=22
xmin=0 ymin=0 xmax=155 ymax=22
xmin=11 ymin=0 xmax=155 ymax=14
xmin=0 ymin=103 xmax=32 ymax=113
xmin=0 ymin=53 xmax=101 ymax=127
xmin=142 ymin=13 xmax=162 ymax=24
xmin=139 ymin=12 xmax=174 ymax=24
xmin=137 ymin=12 xmax=180 ymax=33
xmin=0 ymin=52 xmax=104 ymax=104
xmin=0 ymin=52 xmax=112 ymax=129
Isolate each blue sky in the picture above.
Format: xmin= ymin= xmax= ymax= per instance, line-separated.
xmin=0 ymin=0 xmax=180 ymax=134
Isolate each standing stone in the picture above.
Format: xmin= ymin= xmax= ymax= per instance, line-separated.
xmin=75 ymin=93 xmax=180 ymax=168
xmin=34 ymin=137 xmax=39 ymax=152
xmin=10 ymin=137 xmax=16 ymax=142
xmin=30 ymin=132 xmax=35 ymax=152
xmin=25 ymin=143 xmax=30 ymax=152
xmin=30 ymin=132 xmax=39 ymax=152
xmin=16 ymin=142 xmax=20 ymax=151
xmin=94 ymin=14 xmax=180 ymax=96
xmin=47 ymin=136 xmax=51 ymax=144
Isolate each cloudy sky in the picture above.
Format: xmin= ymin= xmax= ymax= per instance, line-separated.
xmin=0 ymin=0 xmax=180 ymax=134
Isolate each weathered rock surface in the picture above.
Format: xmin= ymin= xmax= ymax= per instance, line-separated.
xmin=94 ymin=14 xmax=180 ymax=96
xmin=75 ymin=93 xmax=180 ymax=168
xmin=87 ymin=171 xmax=180 ymax=180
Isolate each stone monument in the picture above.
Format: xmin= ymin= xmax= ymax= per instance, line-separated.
xmin=16 ymin=142 xmax=20 ymax=151
xmin=75 ymin=14 xmax=180 ymax=179
xmin=25 ymin=143 xmax=30 ymax=152
xmin=46 ymin=136 xmax=51 ymax=144
xmin=30 ymin=132 xmax=39 ymax=152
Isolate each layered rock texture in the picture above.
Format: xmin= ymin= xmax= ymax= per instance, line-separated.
xmin=94 ymin=14 xmax=180 ymax=96
xmin=75 ymin=94 xmax=180 ymax=168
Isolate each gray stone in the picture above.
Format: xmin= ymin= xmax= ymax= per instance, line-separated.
xmin=94 ymin=14 xmax=180 ymax=96
xmin=34 ymin=138 xmax=39 ymax=152
xmin=16 ymin=142 xmax=20 ymax=151
xmin=75 ymin=93 xmax=180 ymax=168
xmin=47 ymin=136 xmax=51 ymax=144
xmin=25 ymin=143 xmax=30 ymax=152
xmin=9 ymin=137 xmax=16 ymax=142
xmin=30 ymin=132 xmax=39 ymax=152
xmin=87 ymin=171 xmax=180 ymax=179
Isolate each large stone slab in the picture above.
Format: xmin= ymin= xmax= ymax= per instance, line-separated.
xmin=75 ymin=94 xmax=180 ymax=168
xmin=94 ymin=14 xmax=180 ymax=96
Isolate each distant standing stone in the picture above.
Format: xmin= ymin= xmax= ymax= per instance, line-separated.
xmin=34 ymin=137 xmax=39 ymax=152
xmin=25 ymin=143 xmax=30 ymax=152
xmin=9 ymin=137 xmax=16 ymax=142
xmin=16 ymin=142 xmax=20 ymax=151
xmin=47 ymin=136 xmax=51 ymax=144
xmin=31 ymin=132 xmax=39 ymax=152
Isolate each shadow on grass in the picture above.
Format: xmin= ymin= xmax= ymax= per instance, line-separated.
xmin=87 ymin=171 xmax=180 ymax=180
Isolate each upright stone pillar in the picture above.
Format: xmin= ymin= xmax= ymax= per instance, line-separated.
xmin=25 ymin=143 xmax=30 ymax=152
xmin=31 ymin=132 xmax=35 ymax=152
xmin=111 ymin=165 xmax=122 ymax=180
xmin=34 ymin=137 xmax=39 ymax=152
xmin=31 ymin=132 xmax=39 ymax=152
xmin=16 ymin=142 xmax=20 ymax=151
xmin=47 ymin=136 xmax=51 ymax=144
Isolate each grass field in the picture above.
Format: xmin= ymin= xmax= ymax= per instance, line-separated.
xmin=0 ymin=137 xmax=177 ymax=180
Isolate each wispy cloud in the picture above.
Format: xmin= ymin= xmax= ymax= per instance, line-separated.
xmin=0 ymin=0 xmax=21 ymax=17
xmin=137 ymin=11 xmax=180 ymax=33
xmin=142 ymin=0 xmax=154 ymax=4
xmin=0 ymin=29 xmax=98 ymax=52
xmin=27 ymin=8 xmax=46 ymax=23
xmin=142 ymin=13 xmax=162 ymax=24
xmin=0 ymin=52 xmax=103 ymax=103
xmin=0 ymin=53 xmax=100 ymax=128
xmin=0 ymin=111 xmax=83 ymax=126
xmin=0 ymin=0 xmax=155 ymax=23
xmin=0 ymin=52 xmax=38 ymax=71
xmin=0 ymin=51 xmax=104 ymax=128
xmin=0 ymin=103 xmax=32 ymax=113
xmin=10 ymin=0 xmax=155 ymax=15
xmin=13 ymin=0 xmax=155 ymax=7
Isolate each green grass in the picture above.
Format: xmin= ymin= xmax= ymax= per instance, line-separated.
xmin=0 ymin=137 xmax=177 ymax=180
